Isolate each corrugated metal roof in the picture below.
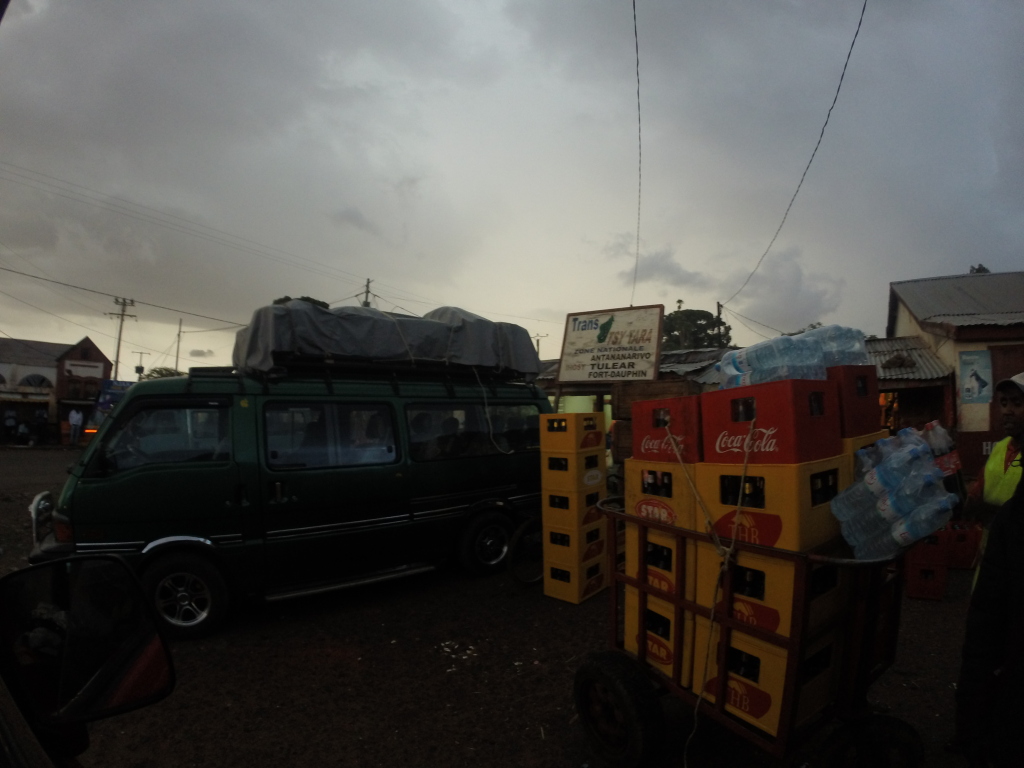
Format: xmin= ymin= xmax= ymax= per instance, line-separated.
xmin=890 ymin=271 xmax=1024 ymax=328
xmin=0 ymin=338 xmax=71 ymax=367
xmin=865 ymin=336 xmax=952 ymax=382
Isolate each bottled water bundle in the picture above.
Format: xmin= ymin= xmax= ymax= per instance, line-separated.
xmin=717 ymin=335 xmax=826 ymax=388
xmin=833 ymin=428 xmax=957 ymax=560
xmin=716 ymin=324 xmax=868 ymax=389
xmin=801 ymin=325 xmax=870 ymax=367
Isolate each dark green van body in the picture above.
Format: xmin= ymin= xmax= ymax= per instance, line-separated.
xmin=30 ymin=369 xmax=550 ymax=609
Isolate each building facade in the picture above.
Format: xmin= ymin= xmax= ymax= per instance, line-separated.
xmin=0 ymin=336 xmax=112 ymax=444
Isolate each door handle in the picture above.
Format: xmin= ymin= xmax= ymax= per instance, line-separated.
xmin=274 ymin=482 xmax=284 ymax=504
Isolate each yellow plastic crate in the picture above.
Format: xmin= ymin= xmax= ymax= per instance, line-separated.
xmin=543 ymin=521 xmax=608 ymax=567
xmin=694 ymin=541 xmax=846 ymax=638
xmin=539 ymin=413 xmax=607 ymax=453
xmin=624 ymin=586 xmax=694 ymax=688
xmin=692 ymin=616 xmax=842 ymax=737
xmin=841 ymin=429 xmax=889 ymax=482
xmin=623 ymin=457 xmax=697 ymax=530
xmin=694 ymin=456 xmax=850 ymax=552
xmin=624 ymin=523 xmax=696 ymax=600
xmin=543 ymin=556 xmax=608 ymax=604
xmin=542 ymin=449 xmax=606 ymax=493
xmin=542 ymin=488 xmax=606 ymax=529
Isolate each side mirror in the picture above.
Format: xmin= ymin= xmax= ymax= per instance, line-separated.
xmin=0 ymin=556 xmax=174 ymax=726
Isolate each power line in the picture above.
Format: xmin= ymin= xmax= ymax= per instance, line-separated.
xmin=722 ymin=0 xmax=868 ymax=307
xmin=723 ymin=307 xmax=788 ymax=335
xmin=0 ymin=286 xmax=212 ymax=366
xmin=629 ymin=0 xmax=643 ymax=307
xmin=0 ymin=264 xmax=245 ymax=326
xmin=722 ymin=307 xmax=773 ymax=341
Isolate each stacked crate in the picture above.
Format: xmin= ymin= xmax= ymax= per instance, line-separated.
xmin=827 ymin=364 xmax=888 ymax=480
xmin=620 ymin=377 xmax=866 ymax=735
xmin=541 ymin=413 xmax=610 ymax=604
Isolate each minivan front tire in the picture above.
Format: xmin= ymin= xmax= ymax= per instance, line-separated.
xmin=143 ymin=554 xmax=228 ymax=639
xmin=459 ymin=511 xmax=514 ymax=574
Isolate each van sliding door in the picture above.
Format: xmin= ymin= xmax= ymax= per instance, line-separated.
xmin=258 ymin=400 xmax=408 ymax=590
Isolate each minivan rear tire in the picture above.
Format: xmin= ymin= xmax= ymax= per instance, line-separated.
xmin=143 ymin=554 xmax=228 ymax=640
xmin=459 ymin=511 xmax=514 ymax=574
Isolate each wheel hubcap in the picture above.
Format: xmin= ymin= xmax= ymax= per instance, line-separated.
xmin=476 ymin=525 xmax=509 ymax=566
xmin=156 ymin=572 xmax=212 ymax=627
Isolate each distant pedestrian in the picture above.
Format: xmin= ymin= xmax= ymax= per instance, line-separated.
xmin=68 ymin=408 xmax=83 ymax=447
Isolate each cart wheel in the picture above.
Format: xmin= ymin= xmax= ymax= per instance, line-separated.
xmin=817 ymin=715 xmax=924 ymax=768
xmin=574 ymin=651 xmax=666 ymax=768
xmin=507 ymin=517 xmax=543 ymax=585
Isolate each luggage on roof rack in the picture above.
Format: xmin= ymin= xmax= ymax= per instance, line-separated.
xmin=232 ymin=301 xmax=542 ymax=380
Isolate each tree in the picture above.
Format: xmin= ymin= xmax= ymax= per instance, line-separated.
xmin=969 ymin=264 xmax=990 ymax=274
xmin=272 ymin=295 xmax=330 ymax=309
xmin=661 ymin=304 xmax=731 ymax=350
xmin=140 ymin=367 xmax=184 ymax=380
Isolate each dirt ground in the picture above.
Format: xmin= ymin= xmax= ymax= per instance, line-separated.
xmin=0 ymin=448 xmax=972 ymax=768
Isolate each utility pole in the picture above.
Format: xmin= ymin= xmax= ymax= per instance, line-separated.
xmin=531 ymin=333 xmax=548 ymax=356
xmin=361 ymin=279 xmax=373 ymax=307
xmin=106 ymin=298 xmax=136 ymax=380
xmin=174 ymin=318 xmax=182 ymax=372
xmin=716 ymin=302 xmax=723 ymax=348
xmin=133 ymin=351 xmax=150 ymax=381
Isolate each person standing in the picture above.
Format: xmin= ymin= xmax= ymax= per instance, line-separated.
xmin=68 ymin=408 xmax=83 ymax=447
xmin=951 ymin=372 xmax=1024 ymax=765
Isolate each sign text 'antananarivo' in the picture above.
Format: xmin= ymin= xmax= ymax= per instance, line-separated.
xmin=558 ymin=305 xmax=664 ymax=383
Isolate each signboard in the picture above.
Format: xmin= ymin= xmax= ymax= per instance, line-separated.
xmin=959 ymin=350 xmax=993 ymax=405
xmin=558 ymin=305 xmax=664 ymax=383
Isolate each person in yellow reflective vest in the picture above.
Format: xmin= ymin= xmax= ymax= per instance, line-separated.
xmin=964 ymin=374 xmax=1024 ymax=564
xmin=950 ymin=372 xmax=1024 ymax=766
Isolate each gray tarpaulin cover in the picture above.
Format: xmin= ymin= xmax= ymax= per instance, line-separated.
xmin=232 ymin=301 xmax=541 ymax=379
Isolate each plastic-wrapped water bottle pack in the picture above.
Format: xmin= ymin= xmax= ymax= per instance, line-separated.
xmin=832 ymin=427 xmax=958 ymax=560
xmin=716 ymin=324 xmax=869 ymax=389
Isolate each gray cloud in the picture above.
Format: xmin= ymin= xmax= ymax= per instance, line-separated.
xmin=331 ymin=207 xmax=381 ymax=237
xmin=727 ymin=249 xmax=844 ymax=334
xmin=189 ymin=349 xmax=215 ymax=358
xmin=618 ymin=247 xmax=714 ymax=292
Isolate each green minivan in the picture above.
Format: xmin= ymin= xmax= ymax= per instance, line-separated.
xmin=30 ymin=366 xmax=550 ymax=637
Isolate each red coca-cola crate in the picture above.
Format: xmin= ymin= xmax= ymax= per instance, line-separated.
xmin=701 ymin=379 xmax=842 ymax=465
xmin=826 ymin=365 xmax=881 ymax=438
xmin=904 ymin=562 xmax=949 ymax=600
xmin=905 ymin=529 xmax=951 ymax=567
xmin=948 ymin=524 xmax=982 ymax=569
xmin=632 ymin=395 xmax=702 ymax=464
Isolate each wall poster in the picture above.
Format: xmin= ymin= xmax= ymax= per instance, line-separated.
xmin=959 ymin=350 xmax=993 ymax=405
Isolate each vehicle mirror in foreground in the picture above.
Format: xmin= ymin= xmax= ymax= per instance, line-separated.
xmin=0 ymin=555 xmax=175 ymax=725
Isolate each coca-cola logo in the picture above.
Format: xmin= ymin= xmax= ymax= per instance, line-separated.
xmin=639 ymin=433 xmax=683 ymax=456
xmin=704 ymin=677 xmax=773 ymax=719
xmin=714 ymin=428 xmax=779 ymax=456
xmin=634 ymin=498 xmax=677 ymax=525
xmin=578 ymin=430 xmax=604 ymax=449
xmin=641 ymin=632 xmax=673 ymax=666
xmin=716 ymin=597 xmax=781 ymax=632
xmin=712 ymin=511 xmax=783 ymax=548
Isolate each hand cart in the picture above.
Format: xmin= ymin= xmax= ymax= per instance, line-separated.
xmin=573 ymin=496 xmax=923 ymax=767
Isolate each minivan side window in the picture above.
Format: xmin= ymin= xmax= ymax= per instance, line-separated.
xmin=406 ymin=403 xmax=540 ymax=461
xmin=264 ymin=402 xmax=397 ymax=469
xmin=103 ymin=403 xmax=230 ymax=472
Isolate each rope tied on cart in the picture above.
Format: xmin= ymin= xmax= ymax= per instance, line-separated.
xmin=665 ymin=417 xmax=758 ymax=767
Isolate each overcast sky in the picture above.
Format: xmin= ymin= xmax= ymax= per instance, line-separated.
xmin=1 ymin=0 xmax=1022 ymax=372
